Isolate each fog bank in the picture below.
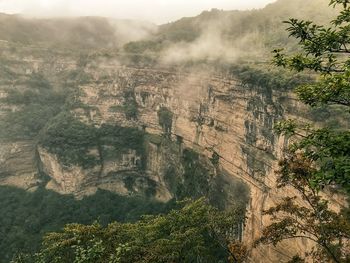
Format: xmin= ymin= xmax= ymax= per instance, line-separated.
xmin=0 ymin=0 xmax=277 ymax=24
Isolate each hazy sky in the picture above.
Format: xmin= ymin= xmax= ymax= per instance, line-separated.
xmin=0 ymin=0 xmax=277 ymax=24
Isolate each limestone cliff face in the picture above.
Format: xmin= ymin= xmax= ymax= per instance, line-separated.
xmin=0 ymin=140 xmax=40 ymax=190
xmin=37 ymin=142 xmax=175 ymax=202
xmin=0 ymin=53 xmax=339 ymax=262
xmin=70 ymin=66 xmax=312 ymax=261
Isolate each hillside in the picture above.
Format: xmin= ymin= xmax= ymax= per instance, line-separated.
xmin=123 ymin=0 xmax=338 ymax=64
xmin=0 ymin=0 xmax=338 ymax=60
xmin=0 ymin=13 xmax=156 ymax=50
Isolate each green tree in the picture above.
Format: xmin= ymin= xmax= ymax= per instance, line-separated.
xmin=257 ymin=1 xmax=350 ymax=262
xmin=271 ymin=0 xmax=350 ymax=192
xmin=271 ymin=0 xmax=350 ymax=198
xmin=14 ymin=199 xmax=247 ymax=263
xmin=255 ymin=157 xmax=350 ymax=262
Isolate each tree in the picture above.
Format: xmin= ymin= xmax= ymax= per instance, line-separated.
xmin=14 ymin=199 xmax=247 ymax=263
xmin=256 ymin=155 xmax=350 ymax=262
xmin=272 ymin=0 xmax=350 ymax=192
xmin=257 ymin=0 xmax=350 ymax=262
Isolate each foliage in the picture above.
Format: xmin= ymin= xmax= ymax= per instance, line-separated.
xmin=255 ymin=159 xmax=350 ymax=262
xmin=0 ymin=58 xmax=19 ymax=83
xmin=158 ymin=16 xmax=201 ymax=43
xmin=151 ymin=138 xmax=249 ymax=211
xmin=275 ymin=123 xmax=350 ymax=193
xmin=211 ymin=151 xmax=221 ymax=167
xmin=0 ymin=15 xmax=120 ymax=50
xmin=98 ymin=124 xmax=145 ymax=153
xmin=273 ymin=2 xmax=350 ymax=107
xmin=124 ymin=40 xmax=163 ymax=54
xmin=122 ymin=89 xmax=138 ymax=120
xmin=272 ymin=0 xmax=350 ymax=193
xmin=0 ymin=186 xmax=171 ymax=262
xmin=64 ymin=69 xmax=93 ymax=85
xmin=14 ymin=199 xmax=247 ymax=263
xmin=40 ymin=112 xmax=100 ymax=168
xmin=119 ymin=0 xmax=337 ymax=67
xmin=123 ymin=103 xmax=138 ymax=120
xmin=258 ymin=1 xmax=350 ymax=262
xmin=229 ymin=65 xmax=312 ymax=91
xmin=227 ymin=242 xmax=248 ymax=263
xmin=40 ymin=112 xmax=145 ymax=168
xmin=176 ymin=149 xmax=212 ymax=200
xmin=0 ymin=73 xmax=66 ymax=139
xmin=157 ymin=107 xmax=173 ymax=135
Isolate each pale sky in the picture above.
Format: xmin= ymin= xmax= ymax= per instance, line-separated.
xmin=0 ymin=0 xmax=277 ymax=24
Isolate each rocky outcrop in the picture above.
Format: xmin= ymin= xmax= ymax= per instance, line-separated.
xmin=0 ymin=140 xmax=40 ymax=190
xmin=38 ymin=143 xmax=174 ymax=201
xmin=70 ymin=65 xmax=344 ymax=261
xmin=0 ymin=53 xmax=345 ymax=262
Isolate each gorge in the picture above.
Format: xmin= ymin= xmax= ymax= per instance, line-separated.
xmin=0 ymin=0 xmax=348 ymax=261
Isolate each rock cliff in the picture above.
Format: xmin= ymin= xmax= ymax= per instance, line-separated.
xmin=0 ymin=48 xmax=345 ymax=261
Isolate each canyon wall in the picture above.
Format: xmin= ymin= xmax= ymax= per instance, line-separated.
xmin=73 ymin=64 xmax=313 ymax=261
xmin=0 ymin=50 xmax=339 ymax=261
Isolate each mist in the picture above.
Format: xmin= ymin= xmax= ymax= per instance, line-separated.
xmin=159 ymin=26 xmax=264 ymax=65
xmin=0 ymin=0 xmax=277 ymax=24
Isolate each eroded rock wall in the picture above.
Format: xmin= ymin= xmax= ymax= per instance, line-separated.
xmin=73 ymin=65 xmax=337 ymax=261
xmin=0 ymin=53 xmax=330 ymax=261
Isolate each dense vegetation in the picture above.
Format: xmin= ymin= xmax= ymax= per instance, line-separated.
xmin=121 ymin=89 xmax=139 ymax=120
xmin=121 ymin=0 xmax=337 ymax=64
xmin=40 ymin=112 xmax=145 ymax=168
xmin=157 ymin=107 xmax=173 ymax=135
xmin=12 ymin=199 xmax=247 ymax=263
xmin=0 ymin=186 xmax=172 ymax=262
xmin=0 ymin=14 xmax=156 ymax=50
xmin=166 ymin=146 xmax=250 ymax=210
xmin=256 ymin=1 xmax=350 ymax=262
xmin=229 ymin=65 xmax=312 ymax=91
xmin=0 ymin=73 xmax=67 ymax=139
